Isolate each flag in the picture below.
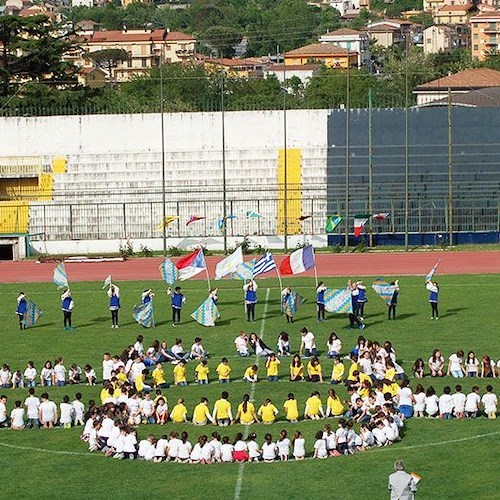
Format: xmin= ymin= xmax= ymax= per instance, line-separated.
xmin=191 ymin=297 xmax=220 ymax=327
xmin=53 ymin=263 xmax=69 ymax=289
xmin=156 ymin=216 xmax=179 ymax=231
xmin=324 ymin=288 xmax=353 ymax=314
xmin=133 ymin=301 xmax=154 ymax=328
xmin=246 ymin=211 xmax=262 ymax=218
xmin=373 ymin=212 xmax=390 ymax=221
xmin=175 ymin=249 xmax=206 ymax=281
xmin=160 ymin=259 xmax=179 ymax=285
xmin=231 ymin=259 xmax=257 ymax=280
xmin=186 ymin=215 xmax=205 ymax=226
xmin=281 ymin=291 xmax=305 ymax=317
xmin=253 ymin=252 xmax=276 ymax=278
xmin=102 ymin=275 xmax=112 ymax=289
xmin=325 ymin=215 xmax=342 ymax=233
xmin=354 ymin=214 xmax=371 ymax=237
xmin=372 ymin=278 xmax=397 ymax=305
xmin=425 ymin=259 xmax=440 ymax=282
xmin=215 ymin=246 xmax=244 ymax=280
xmin=279 ymin=245 xmax=315 ymax=276
xmin=218 ymin=215 xmax=236 ymax=233
xmin=298 ymin=215 xmax=312 ymax=221
xmin=23 ymin=300 xmax=43 ymax=328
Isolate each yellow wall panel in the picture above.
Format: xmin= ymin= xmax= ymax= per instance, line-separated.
xmin=52 ymin=156 xmax=67 ymax=174
xmin=0 ymin=201 xmax=29 ymax=233
xmin=277 ymin=148 xmax=302 ymax=235
xmin=38 ymin=173 xmax=54 ymax=201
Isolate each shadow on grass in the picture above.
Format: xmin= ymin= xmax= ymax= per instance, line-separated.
xmin=445 ymin=308 xmax=468 ymax=316
xmin=394 ymin=313 xmax=418 ymax=320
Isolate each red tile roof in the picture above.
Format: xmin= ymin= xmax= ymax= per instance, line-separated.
xmin=323 ymin=28 xmax=364 ymax=36
xmin=89 ymin=29 xmax=194 ymax=43
xmin=417 ymin=68 xmax=500 ymax=90
xmin=285 ymin=43 xmax=354 ymax=57
xmin=471 ymin=10 xmax=500 ymax=19
xmin=437 ymin=3 xmax=475 ymax=12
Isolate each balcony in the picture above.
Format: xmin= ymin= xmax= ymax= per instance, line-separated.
xmin=483 ymin=27 xmax=500 ymax=34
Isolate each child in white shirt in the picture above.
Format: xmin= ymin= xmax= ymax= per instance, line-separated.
xmin=292 ymin=431 xmax=305 ymax=461
xmin=452 ymin=385 xmax=466 ymax=419
xmin=276 ymin=429 xmax=290 ymax=461
xmin=465 ymin=386 xmax=481 ymax=418
xmin=247 ymin=433 xmax=261 ymax=462
xmin=59 ymin=395 xmax=74 ymax=428
xmin=10 ymin=400 xmax=25 ymax=430
xmin=71 ymin=393 xmax=85 ymax=426
xmin=438 ymin=386 xmax=454 ymax=419
xmin=261 ymin=433 xmax=277 ymax=462
xmin=313 ymin=431 xmax=328 ymax=459
xmin=482 ymin=385 xmax=498 ymax=419
xmin=220 ymin=436 xmax=234 ymax=463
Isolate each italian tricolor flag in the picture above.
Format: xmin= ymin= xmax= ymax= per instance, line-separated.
xmin=353 ymin=214 xmax=371 ymax=237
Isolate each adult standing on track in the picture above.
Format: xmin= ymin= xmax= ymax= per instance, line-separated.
xmin=61 ymin=289 xmax=74 ymax=331
xmin=15 ymin=292 xmax=27 ymax=331
xmin=426 ymin=280 xmax=439 ymax=320
xmin=243 ymin=280 xmax=258 ymax=323
xmin=107 ymin=285 xmax=121 ymax=328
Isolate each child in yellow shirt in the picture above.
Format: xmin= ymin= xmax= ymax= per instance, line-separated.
xmin=173 ymin=360 xmax=188 ymax=386
xmin=195 ymin=360 xmax=209 ymax=385
xmin=216 ymin=357 xmax=231 ymax=383
xmin=243 ymin=365 xmax=258 ymax=383
xmin=152 ymin=363 xmax=168 ymax=388
xmin=331 ymin=356 xmax=345 ymax=384
xmin=304 ymin=391 xmax=324 ymax=420
xmin=266 ymin=353 xmax=280 ymax=382
xmin=258 ymin=398 xmax=278 ymax=424
xmin=170 ymin=398 xmax=188 ymax=423
xmin=283 ymin=393 xmax=299 ymax=423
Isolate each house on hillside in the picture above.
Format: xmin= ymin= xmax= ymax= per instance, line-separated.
xmin=265 ymin=64 xmax=321 ymax=84
xmin=201 ymin=57 xmax=266 ymax=78
xmin=413 ymin=67 xmax=500 ymax=104
xmin=284 ymin=43 xmax=358 ymax=69
xmin=433 ymin=3 xmax=478 ymax=25
xmin=423 ymin=25 xmax=470 ymax=53
xmin=365 ymin=19 xmax=420 ymax=49
xmin=71 ymin=29 xmax=197 ymax=83
xmin=470 ymin=10 xmax=500 ymax=60
xmin=318 ymin=28 xmax=370 ymax=67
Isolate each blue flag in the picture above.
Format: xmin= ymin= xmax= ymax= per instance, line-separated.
xmin=253 ymin=252 xmax=276 ymax=278
xmin=23 ymin=300 xmax=43 ymax=328
xmin=160 ymin=259 xmax=179 ymax=285
xmin=191 ymin=297 xmax=220 ymax=327
xmin=53 ymin=263 xmax=69 ymax=289
xmin=324 ymin=288 xmax=352 ymax=314
xmin=133 ymin=301 xmax=154 ymax=328
xmin=231 ymin=259 xmax=257 ymax=280
xmin=425 ymin=260 xmax=440 ymax=282
xmin=282 ymin=291 xmax=305 ymax=317
xmin=372 ymin=279 xmax=398 ymax=306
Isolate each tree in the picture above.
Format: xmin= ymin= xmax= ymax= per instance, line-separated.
xmin=0 ymin=15 xmax=78 ymax=97
xmin=87 ymin=48 xmax=130 ymax=83
xmin=202 ymin=25 xmax=243 ymax=57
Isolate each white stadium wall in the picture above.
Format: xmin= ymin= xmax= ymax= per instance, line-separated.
xmin=0 ymin=111 xmax=329 ymax=254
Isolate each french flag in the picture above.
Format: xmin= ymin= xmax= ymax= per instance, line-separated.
xmin=279 ymin=245 xmax=316 ymax=275
xmin=175 ymin=249 xmax=207 ymax=281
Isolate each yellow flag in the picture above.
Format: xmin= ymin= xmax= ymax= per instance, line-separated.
xmin=156 ymin=216 xmax=179 ymax=231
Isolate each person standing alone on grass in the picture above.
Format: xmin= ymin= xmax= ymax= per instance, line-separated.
xmin=388 ymin=460 xmax=418 ymax=499
xmin=15 ymin=292 xmax=27 ymax=330
xmin=61 ymin=289 xmax=74 ymax=331
xmin=426 ymin=280 xmax=439 ymax=320
xmin=348 ymin=280 xmax=365 ymax=330
xmin=107 ymin=285 xmax=121 ymax=328
xmin=168 ymin=286 xmax=185 ymax=327
xmin=316 ymin=281 xmax=327 ymax=322
xmin=388 ymin=281 xmax=399 ymax=320
xmin=243 ymin=280 xmax=258 ymax=322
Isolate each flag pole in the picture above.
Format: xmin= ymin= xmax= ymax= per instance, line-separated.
xmin=276 ymin=266 xmax=283 ymax=291
xmin=313 ymin=264 xmax=319 ymax=288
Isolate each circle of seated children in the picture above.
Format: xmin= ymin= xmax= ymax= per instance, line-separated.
xmin=1 ymin=334 xmax=499 ymax=392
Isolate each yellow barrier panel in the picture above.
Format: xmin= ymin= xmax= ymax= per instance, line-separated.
xmin=277 ymin=149 xmax=302 ymax=235
xmin=0 ymin=201 xmax=29 ymax=233
xmin=52 ymin=156 xmax=67 ymax=174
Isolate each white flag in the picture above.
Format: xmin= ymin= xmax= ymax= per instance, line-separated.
xmin=215 ymin=246 xmax=244 ymax=280
xmin=102 ymin=275 xmax=112 ymax=289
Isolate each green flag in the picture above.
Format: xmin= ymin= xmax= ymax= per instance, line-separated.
xmin=326 ymin=215 xmax=342 ymax=233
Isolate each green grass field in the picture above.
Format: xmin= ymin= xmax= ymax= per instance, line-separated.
xmin=0 ymin=274 xmax=499 ymax=499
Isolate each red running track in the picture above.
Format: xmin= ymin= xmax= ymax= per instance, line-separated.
xmin=0 ymin=251 xmax=499 ymax=284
